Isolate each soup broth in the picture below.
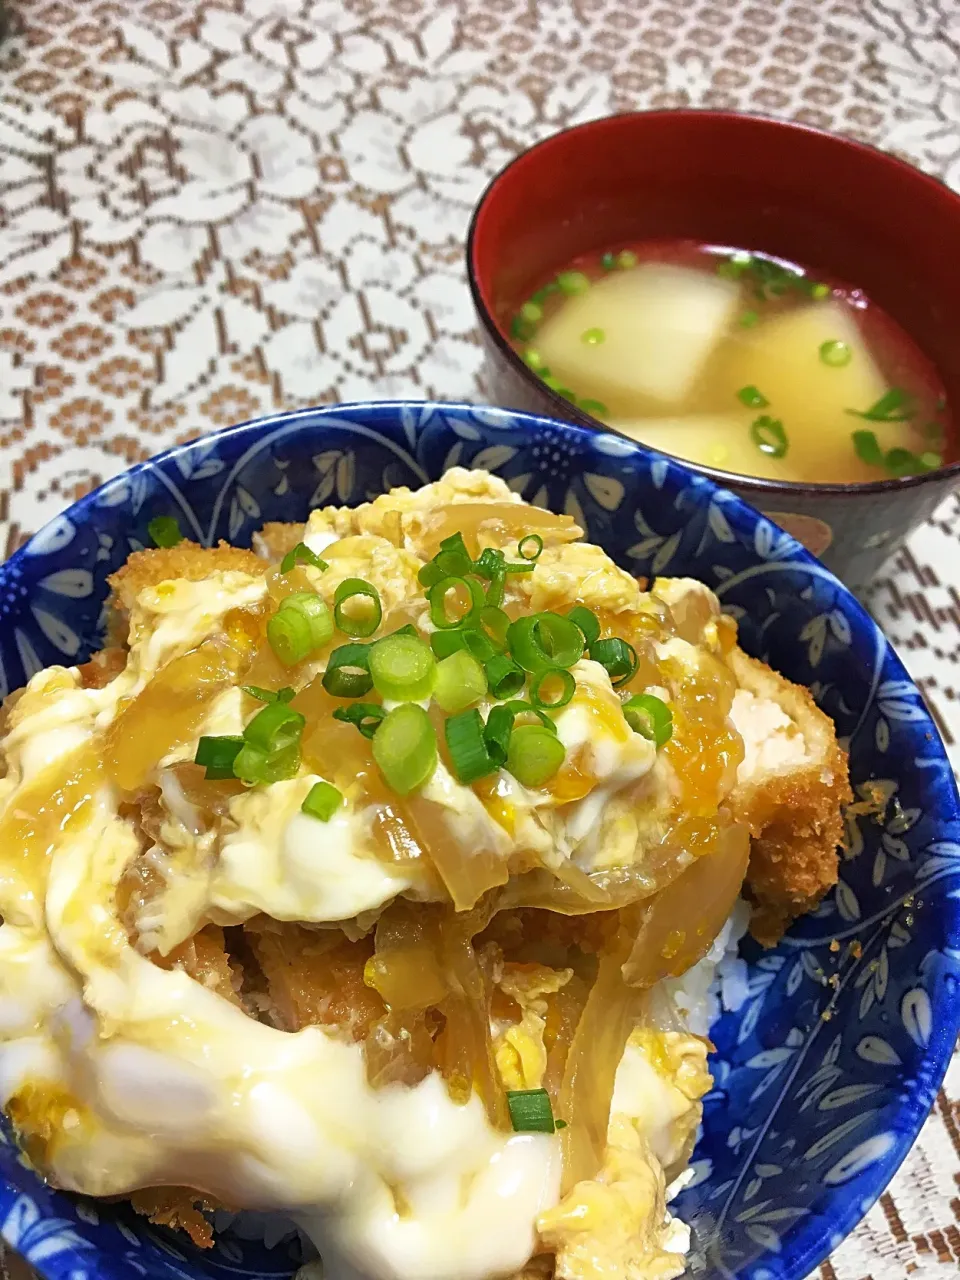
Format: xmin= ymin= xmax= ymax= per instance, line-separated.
xmin=509 ymin=241 xmax=950 ymax=484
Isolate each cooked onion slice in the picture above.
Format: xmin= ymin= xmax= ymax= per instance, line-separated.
xmin=621 ymin=820 xmax=750 ymax=988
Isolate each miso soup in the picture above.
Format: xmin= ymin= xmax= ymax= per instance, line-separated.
xmin=509 ymin=242 xmax=951 ymax=484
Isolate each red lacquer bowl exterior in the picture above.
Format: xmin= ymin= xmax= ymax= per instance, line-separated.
xmin=467 ymin=111 xmax=960 ymax=592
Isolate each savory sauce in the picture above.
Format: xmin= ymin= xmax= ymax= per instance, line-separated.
xmin=510 ymin=241 xmax=951 ymax=484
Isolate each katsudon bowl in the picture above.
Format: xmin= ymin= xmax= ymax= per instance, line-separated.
xmin=0 ymin=401 xmax=957 ymax=1280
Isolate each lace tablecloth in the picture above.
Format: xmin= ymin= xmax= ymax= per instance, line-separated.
xmin=0 ymin=1 xmax=958 ymax=1276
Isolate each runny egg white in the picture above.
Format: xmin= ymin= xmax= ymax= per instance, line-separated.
xmin=0 ymin=469 xmax=850 ymax=1280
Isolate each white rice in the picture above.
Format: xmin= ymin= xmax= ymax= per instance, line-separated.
xmin=662 ymin=897 xmax=752 ymax=1037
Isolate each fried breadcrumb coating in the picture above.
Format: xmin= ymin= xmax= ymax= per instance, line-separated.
xmin=128 ymin=1187 xmax=219 ymax=1248
xmin=108 ymin=542 xmax=265 ymax=613
xmin=730 ymin=649 xmax=851 ymax=945
xmin=253 ymin=521 xmax=304 ymax=561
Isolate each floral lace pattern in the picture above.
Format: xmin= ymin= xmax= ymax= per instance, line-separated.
xmin=0 ymin=2 xmax=959 ymax=1278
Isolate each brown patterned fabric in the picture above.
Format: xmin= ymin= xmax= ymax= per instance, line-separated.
xmin=0 ymin=1 xmax=958 ymax=1276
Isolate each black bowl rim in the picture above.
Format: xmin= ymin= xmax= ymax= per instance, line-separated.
xmin=466 ymin=108 xmax=960 ymax=498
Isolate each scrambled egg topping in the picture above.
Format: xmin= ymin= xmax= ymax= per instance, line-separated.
xmin=0 ymin=469 xmax=850 ymax=1280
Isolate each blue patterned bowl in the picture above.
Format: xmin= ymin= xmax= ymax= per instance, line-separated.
xmin=0 ymin=402 xmax=958 ymax=1280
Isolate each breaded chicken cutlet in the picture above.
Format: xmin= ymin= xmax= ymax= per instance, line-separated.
xmin=729 ymin=649 xmax=851 ymax=945
xmin=108 ymin=541 xmax=265 ymax=611
xmin=95 ymin=520 xmax=849 ymax=952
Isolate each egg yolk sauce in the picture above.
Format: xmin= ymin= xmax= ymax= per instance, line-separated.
xmin=0 ymin=469 xmax=849 ymax=1280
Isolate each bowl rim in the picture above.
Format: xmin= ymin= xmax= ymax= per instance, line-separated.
xmin=1 ymin=398 xmax=959 ymax=1280
xmin=465 ymin=108 xmax=960 ymax=497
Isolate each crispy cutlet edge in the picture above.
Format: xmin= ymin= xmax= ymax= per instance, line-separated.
xmin=728 ymin=648 xmax=852 ymax=947
xmin=107 ymin=542 xmax=266 ymax=613
xmin=102 ymin=541 xmax=267 ymax=650
xmin=126 ymin=1187 xmax=222 ymax=1248
xmin=253 ymin=521 xmax=304 ymax=560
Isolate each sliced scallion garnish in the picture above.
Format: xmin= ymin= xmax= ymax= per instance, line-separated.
xmin=750 ymin=415 xmax=788 ymax=459
xmin=322 ymin=642 xmax=373 ymax=698
xmin=852 ymin=429 xmax=885 ymax=468
xmin=851 ymin=430 xmax=941 ymax=478
xmin=445 ymin=708 xmax=498 ymax=784
xmin=147 ymin=516 xmax=183 ymax=548
xmin=429 ymin=576 xmax=484 ymax=630
xmin=716 ymin=252 xmax=829 ymax=304
xmin=485 ymin=568 xmax=507 ymax=608
xmin=845 ymin=387 xmax=915 ymax=423
xmin=478 ymin=605 xmax=510 ymax=648
xmin=334 ymin=578 xmax=382 ymax=638
xmin=194 ymin=734 xmax=244 ymax=780
xmin=484 ymin=701 xmax=556 ymax=767
xmin=517 ymin=533 xmax=544 ymax=561
xmin=510 ymin=314 xmax=534 ymax=341
xmin=715 ymin=252 xmax=751 ymax=281
xmin=418 ymin=560 xmax=447 ymax=589
xmin=884 ymin=447 xmax=925 ymax=478
xmin=529 ymin=668 xmax=575 ymax=710
xmin=855 ymin=430 xmax=885 ymax=471
xmin=736 ymin=385 xmax=769 ymax=409
xmin=473 ymin=547 xmax=505 ymax=579
xmin=267 ymin=592 xmax=334 ymax=666
xmin=819 ymin=339 xmax=851 ymax=368
xmin=462 ymin=627 xmax=500 ymax=664
xmin=369 ymin=634 xmax=436 ymax=702
xmin=232 ymin=742 xmax=300 ymax=786
xmin=566 ymin=605 xmax=600 ymax=647
xmin=242 ymin=701 xmax=305 ymax=756
xmin=534 ymin=612 xmax=585 ymax=667
xmin=557 ymin=271 xmax=589 ymax=295
xmin=430 ymin=629 xmax=469 ymax=660
xmin=578 ymin=398 xmax=609 ymax=418
xmin=372 ymin=703 xmax=437 ymax=796
xmin=242 ymin=685 xmax=296 ymax=704
xmin=506 ymin=724 xmax=565 ymax=788
xmin=434 ymin=532 xmax=475 ymax=578
xmin=622 ymin=693 xmax=673 ymax=748
xmin=507 ymin=612 xmax=584 ymax=673
xmin=332 ymin=702 xmax=385 ymax=739
xmin=281 ymin=541 xmax=328 ymax=574
xmin=506 ymin=1088 xmax=556 ymax=1134
xmin=473 ymin=549 xmax=508 ymax=609
xmin=484 ymin=653 xmax=526 ymax=700
xmin=435 ymin=650 xmax=487 ymax=715
xmin=885 ymin=447 xmax=941 ymax=478
xmin=588 ymin=637 xmax=638 ymax=688
xmin=301 ymin=780 xmax=343 ymax=821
